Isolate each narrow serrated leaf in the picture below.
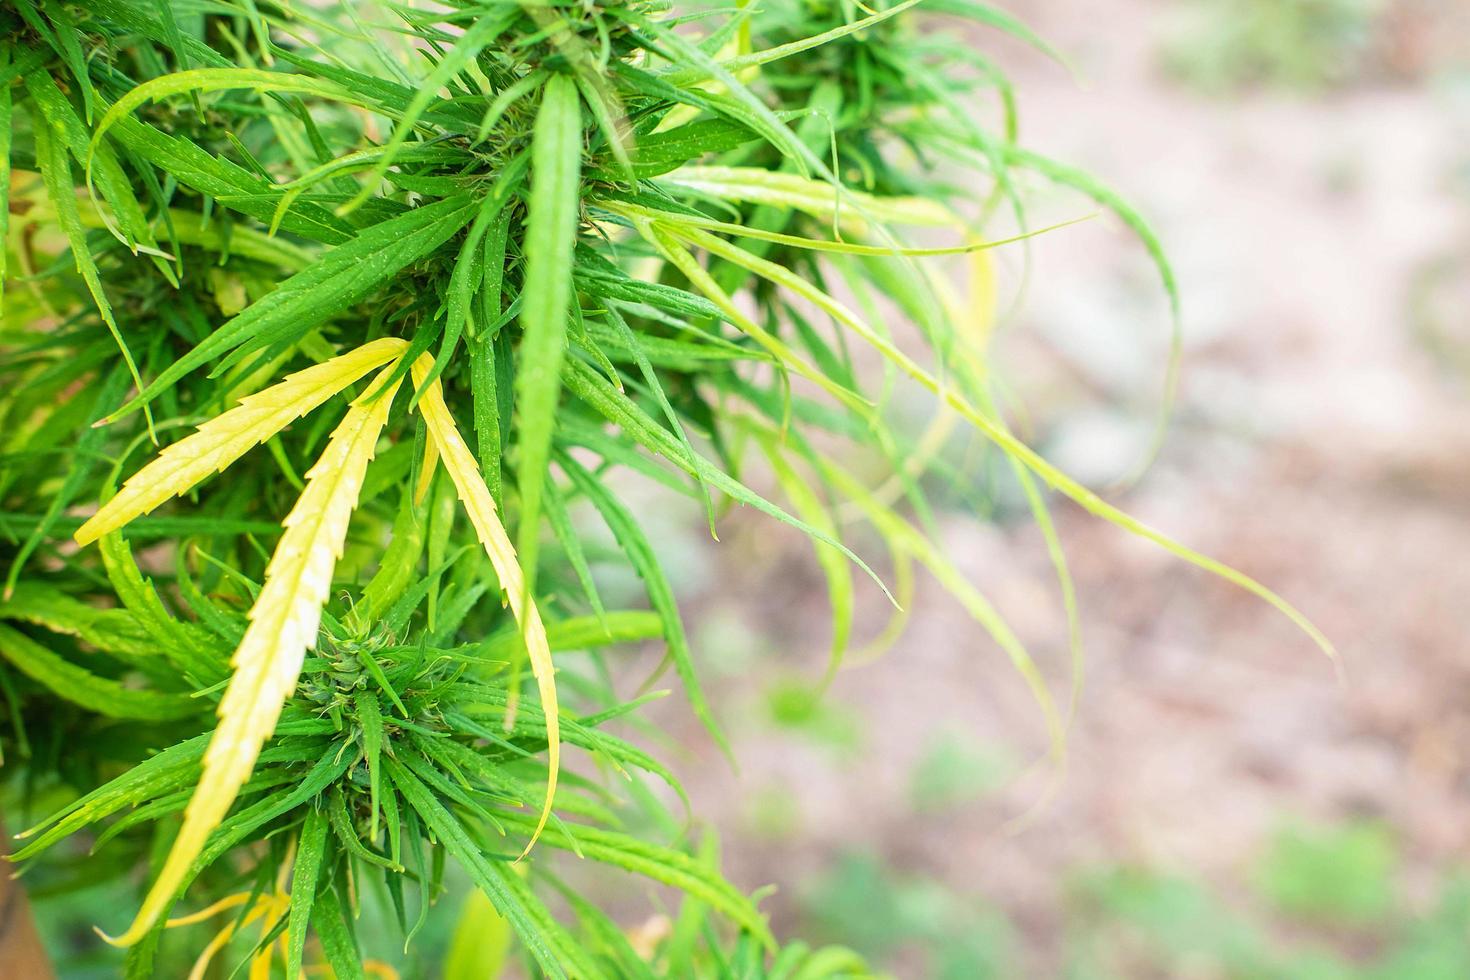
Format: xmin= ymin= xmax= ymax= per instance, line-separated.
xmin=0 ymin=624 xmax=197 ymax=721
xmin=515 ymin=73 xmax=584 ymax=611
xmin=77 ymin=338 xmax=408 ymax=545
xmin=110 ymin=197 xmax=475 ymax=418
xmin=285 ymin=807 xmax=329 ymax=980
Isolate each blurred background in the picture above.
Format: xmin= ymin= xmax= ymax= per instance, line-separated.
xmin=610 ymin=0 xmax=1470 ymax=976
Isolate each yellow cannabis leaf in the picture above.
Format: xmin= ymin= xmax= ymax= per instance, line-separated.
xmin=409 ymin=354 xmax=560 ymax=857
xmin=166 ymin=883 xmax=288 ymax=980
xmin=665 ymin=165 xmax=956 ymax=229
xmin=74 ymin=336 xmax=562 ymax=936
xmin=165 ymin=874 xmax=400 ymax=980
xmin=100 ymin=360 xmax=404 ymax=946
xmin=415 ymin=428 xmax=440 ymax=506
xmin=75 ymin=337 xmax=409 ymax=546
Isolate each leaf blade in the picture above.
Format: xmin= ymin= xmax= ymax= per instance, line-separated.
xmin=411 ymin=356 xmax=561 ymax=857
xmin=515 ymin=73 xmax=584 ymax=611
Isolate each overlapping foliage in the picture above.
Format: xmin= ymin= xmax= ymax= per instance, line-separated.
xmin=0 ymin=0 xmax=1329 ymax=976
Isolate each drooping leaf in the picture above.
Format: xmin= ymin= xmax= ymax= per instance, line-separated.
xmin=32 ymin=112 xmax=151 ymax=431
xmin=558 ymin=451 xmax=730 ymax=759
xmin=411 ymin=355 xmax=561 ymax=856
xmin=386 ymin=756 xmax=597 ymax=980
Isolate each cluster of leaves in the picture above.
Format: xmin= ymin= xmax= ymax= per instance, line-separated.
xmin=0 ymin=0 xmax=1328 ymax=976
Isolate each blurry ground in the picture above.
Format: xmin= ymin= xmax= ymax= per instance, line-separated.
xmin=629 ymin=1 xmax=1470 ymax=975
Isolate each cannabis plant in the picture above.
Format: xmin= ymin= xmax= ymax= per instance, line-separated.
xmin=0 ymin=0 xmax=1330 ymax=976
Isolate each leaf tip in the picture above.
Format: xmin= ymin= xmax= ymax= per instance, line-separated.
xmin=93 ymin=922 xmax=145 ymax=949
xmin=72 ymin=523 xmax=101 ymax=548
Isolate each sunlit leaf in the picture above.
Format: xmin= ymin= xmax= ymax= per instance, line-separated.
xmin=101 ymin=361 xmax=404 ymax=945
